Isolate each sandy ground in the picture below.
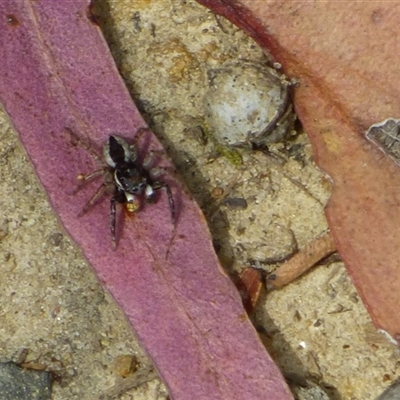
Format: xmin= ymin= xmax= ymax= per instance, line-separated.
xmin=0 ymin=1 xmax=399 ymax=399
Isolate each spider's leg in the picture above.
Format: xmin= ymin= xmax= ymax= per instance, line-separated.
xmin=78 ymin=182 xmax=108 ymax=216
xmin=110 ymin=190 xmax=128 ymax=248
xmin=129 ymin=143 xmax=138 ymax=163
xmin=152 ymin=181 xmax=175 ymax=221
xmin=164 ymin=183 xmax=175 ymax=221
xmin=142 ymin=151 xmax=156 ymax=170
xmin=77 ymin=169 xmax=105 ymax=182
xmin=64 ymin=127 xmax=103 ymax=162
xmin=143 ymin=152 xmax=172 ymax=173
xmin=147 ymin=166 xmax=165 ymax=180
xmin=110 ymin=194 xmax=117 ymax=248
xmin=74 ymin=168 xmax=106 ymax=194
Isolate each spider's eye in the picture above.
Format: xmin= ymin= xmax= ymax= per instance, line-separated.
xmin=115 ymin=167 xmax=146 ymax=194
xmin=129 ymin=181 xmax=147 ymax=193
xmin=104 ymin=135 xmax=131 ymax=167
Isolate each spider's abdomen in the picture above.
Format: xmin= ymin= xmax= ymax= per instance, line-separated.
xmin=104 ymin=135 xmax=131 ymax=167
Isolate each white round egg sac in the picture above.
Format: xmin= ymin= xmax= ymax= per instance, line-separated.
xmin=204 ymin=62 xmax=292 ymax=147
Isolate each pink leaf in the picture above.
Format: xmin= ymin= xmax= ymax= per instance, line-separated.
xmin=0 ymin=1 xmax=292 ymax=398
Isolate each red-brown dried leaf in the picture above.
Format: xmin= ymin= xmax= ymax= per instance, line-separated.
xmin=236 ymin=268 xmax=263 ymax=314
xmin=197 ymin=0 xmax=400 ymax=341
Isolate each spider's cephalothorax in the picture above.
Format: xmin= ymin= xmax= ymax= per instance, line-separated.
xmin=79 ymin=135 xmax=175 ymax=247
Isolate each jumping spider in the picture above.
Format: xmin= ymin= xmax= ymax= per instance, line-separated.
xmin=78 ymin=135 xmax=175 ymax=247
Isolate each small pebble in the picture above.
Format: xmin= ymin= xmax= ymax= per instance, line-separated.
xmin=114 ymin=355 xmax=138 ymax=378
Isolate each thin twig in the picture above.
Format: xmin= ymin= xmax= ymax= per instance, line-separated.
xmin=266 ymin=231 xmax=337 ymax=290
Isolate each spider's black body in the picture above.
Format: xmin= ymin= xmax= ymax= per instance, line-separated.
xmin=106 ymin=136 xmax=150 ymax=205
xmin=79 ymin=135 xmax=175 ymax=247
